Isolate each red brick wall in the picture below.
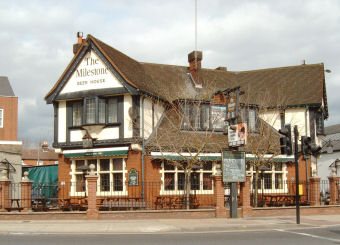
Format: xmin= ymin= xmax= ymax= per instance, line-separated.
xmin=0 ymin=96 xmax=18 ymax=141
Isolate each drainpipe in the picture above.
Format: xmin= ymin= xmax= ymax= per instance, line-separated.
xmin=305 ymin=105 xmax=310 ymax=202
xmin=141 ymin=96 xmax=145 ymax=201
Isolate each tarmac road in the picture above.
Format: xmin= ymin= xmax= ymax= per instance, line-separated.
xmin=1 ymin=226 xmax=340 ymax=245
xmin=0 ymin=215 xmax=340 ymax=245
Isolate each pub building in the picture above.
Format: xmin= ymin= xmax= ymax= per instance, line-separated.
xmin=45 ymin=33 xmax=328 ymax=209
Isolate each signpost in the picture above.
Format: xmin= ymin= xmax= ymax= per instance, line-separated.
xmin=222 ymin=151 xmax=246 ymax=183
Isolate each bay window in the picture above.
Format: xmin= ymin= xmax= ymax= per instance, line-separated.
xmin=71 ymin=96 xmax=119 ymax=126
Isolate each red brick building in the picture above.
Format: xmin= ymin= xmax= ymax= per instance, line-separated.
xmin=45 ymin=34 xmax=328 ymax=208
xmin=0 ymin=76 xmax=22 ymax=184
xmin=22 ymin=148 xmax=58 ymax=166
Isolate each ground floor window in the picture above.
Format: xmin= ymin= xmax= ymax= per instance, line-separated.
xmin=160 ymin=161 xmax=215 ymax=194
xmin=71 ymin=157 xmax=127 ymax=195
xmin=246 ymin=162 xmax=287 ymax=193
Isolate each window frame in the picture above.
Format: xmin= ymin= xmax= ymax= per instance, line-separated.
xmin=315 ymin=111 xmax=325 ymax=135
xmin=71 ymin=157 xmax=127 ymax=196
xmin=0 ymin=109 xmax=3 ymax=128
xmin=70 ymin=96 xmax=119 ymax=127
xmin=160 ymin=161 xmax=215 ymax=195
xmin=246 ymin=162 xmax=288 ymax=193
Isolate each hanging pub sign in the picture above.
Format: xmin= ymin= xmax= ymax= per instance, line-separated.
xmin=128 ymin=168 xmax=139 ymax=186
xmin=222 ymin=151 xmax=246 ymax=182
xmin=228 ymin=123 xmax=247 ymax=147
xmin=226 ymin=92 xmax=237 ymax=120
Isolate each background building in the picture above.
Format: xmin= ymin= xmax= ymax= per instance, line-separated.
xmin=0 ymin=76 xmax=22 ymax=183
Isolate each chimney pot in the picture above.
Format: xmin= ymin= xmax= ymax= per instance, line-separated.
xmin=216 ymin=67 xmax=227 ymax=71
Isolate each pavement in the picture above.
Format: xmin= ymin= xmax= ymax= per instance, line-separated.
xmin=0 ymin=214 xmax=340 ymax=234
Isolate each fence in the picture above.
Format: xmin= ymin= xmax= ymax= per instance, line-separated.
xmin=1 ymin=178 xmax=338 ymax=212
xmin=250 ymin=179 xmax=340 ymax=207
xmin=2 ymin=181 xmax=214 ymax=212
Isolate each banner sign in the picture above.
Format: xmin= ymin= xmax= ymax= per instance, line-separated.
xmin=228 ymin=123 xmax=247 ymax=147
xmin=222 ymin=151 xmax=246 ymax=182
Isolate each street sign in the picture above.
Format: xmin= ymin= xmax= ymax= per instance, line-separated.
xmin=222 ymin=151 xmax=246 ymax=182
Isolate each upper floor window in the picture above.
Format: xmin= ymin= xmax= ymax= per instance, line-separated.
xmin=0 ymin=109 xmax=3 ymax=128
xmin=315 ymin=111 xmax=324 ymax=135
xmin=240 ymin=107 xmax=259 ymax=133
xmin=73 ymin=102 xmax=82 ymax=126
xmin=181 ymin=102 xmax=211 ymax=130
xmin=71 ymin=96 xmax=118 ymax=126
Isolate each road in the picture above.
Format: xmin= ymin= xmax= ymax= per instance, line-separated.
xmin=1 ymin=226 xmax=340 ymax=245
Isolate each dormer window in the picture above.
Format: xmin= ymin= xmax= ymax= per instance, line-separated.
xmin=240 ymin=106 xmax=259 ymax=133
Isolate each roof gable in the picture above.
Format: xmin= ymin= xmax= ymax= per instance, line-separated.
xmin=45 ymin=36 xmax=138 ymax=103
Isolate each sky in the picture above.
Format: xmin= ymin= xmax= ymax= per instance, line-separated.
xmin=1 ymin=0 xmax=340 ymax=147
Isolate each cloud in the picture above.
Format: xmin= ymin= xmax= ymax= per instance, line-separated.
xmin=0 ymin=0 xmax=339 ymax=144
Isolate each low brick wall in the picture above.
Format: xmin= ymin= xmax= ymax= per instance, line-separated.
xmin=0 ymin=209 xmax=215 ymax=220
xmin=244 ymin=205 xmax=340 ymax=217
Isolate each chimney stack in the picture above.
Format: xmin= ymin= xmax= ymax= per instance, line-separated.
xmin=73 ymin=32 xmax=84 ymax=55
xmin=188 ymin=51 xmax=203 ymax=86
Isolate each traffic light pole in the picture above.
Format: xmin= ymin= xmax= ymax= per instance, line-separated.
xmin=293 ymin=125 xmax=300 ymax=224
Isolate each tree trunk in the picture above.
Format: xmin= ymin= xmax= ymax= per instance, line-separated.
xmin=254 ymin=169 xmax=260 ymax=208
xmin=185 ymin=167 xmax=191 ymax=210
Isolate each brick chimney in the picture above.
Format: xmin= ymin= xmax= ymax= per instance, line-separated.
xmin=188 ymin=51 xmax=203 ymax=86
xmin=73 ymin=32 xmax=84 ymax=55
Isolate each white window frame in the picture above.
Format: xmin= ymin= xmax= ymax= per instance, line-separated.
xmin=246 ymin=162 xmax=288 ymax=193
xmin=0 ymin=109 xmax=3 ymax=128
xmin=70 ymin=157 xmax=127 ymax=196
xmin=159 ymin=162 xmax=216 ymax=195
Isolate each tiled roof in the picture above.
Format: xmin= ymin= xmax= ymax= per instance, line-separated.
xmin=21 ymin=149 xmax=58 ymax=161
xmin=45 ymin=35 xmax=327 ymax=113
xmin=324 ymin=124 xmax=340 ymax=135
xmin=0 ymin=77 xmax=15 ymax=97
xmin=0 ymin=144 xmax=21 ymax=154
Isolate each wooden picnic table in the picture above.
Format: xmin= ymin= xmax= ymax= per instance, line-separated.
xmin=100 ymin=197 xmax=146 ymax=210
xmin=5 ymin=198 xmax=23 ymax=212
xmin=155 ymin=195 xmax=199 ymax=209
xmin=262 ymin=194 xmax=296 ymax=206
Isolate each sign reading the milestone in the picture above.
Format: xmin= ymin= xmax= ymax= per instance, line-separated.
xmin=222 ymin=151 xmax=246 ymax=183
xmin=60 ymin=50 xmax=123 ymax=94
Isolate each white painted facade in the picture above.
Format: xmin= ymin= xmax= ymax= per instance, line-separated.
xmin=58 ymin=101 xmax=66 ymax=143
xmin=124 ymin=94 xmax=133 ymax=139
xmin=140 ymin=97 xmax=165 ymax=139
xmin=60 ymin=50 xmax=123 ymax=94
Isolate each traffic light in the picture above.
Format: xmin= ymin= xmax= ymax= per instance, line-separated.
xmin=279 ymin=124 xmax=292 ymax=155
xmin=301 ymin=136 xmax=322 ymax=155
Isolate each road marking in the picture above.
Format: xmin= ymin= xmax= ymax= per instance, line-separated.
xmin=275 ymin=229 xmax=340 ymax=243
